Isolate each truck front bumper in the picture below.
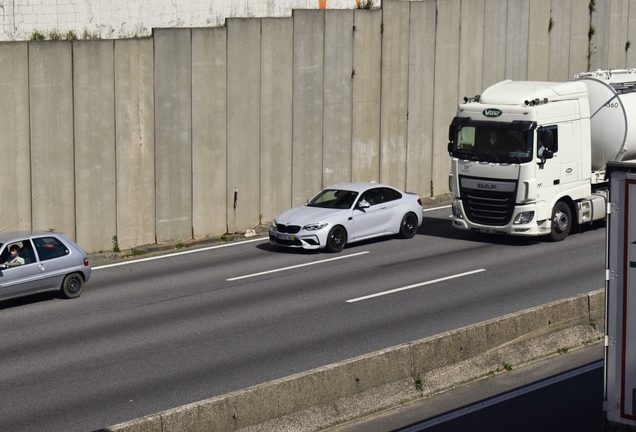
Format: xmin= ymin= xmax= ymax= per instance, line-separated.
xmin=450 ymin=198 xmax=551 ymax=237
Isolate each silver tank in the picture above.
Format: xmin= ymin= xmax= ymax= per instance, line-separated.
xmin=574 ymin=69 xmax=636 ymax=171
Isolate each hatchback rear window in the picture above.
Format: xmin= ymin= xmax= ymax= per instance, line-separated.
xmin=34 ymin=237 xmax=69 ymax=261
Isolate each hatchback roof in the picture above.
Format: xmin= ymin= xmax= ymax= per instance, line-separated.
xmin=0 ymin=231 xmax=66 ymax=243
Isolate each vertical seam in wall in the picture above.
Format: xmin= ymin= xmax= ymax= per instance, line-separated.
xmin=379 ymin=5 xmax=384 ymax=182
xmin=350 ymin=10 xmax=355 ymax=182
xmin=322 ymin=10 xmax=326 ymax=189
xmin=432 ymin=2 xmax=438 ymax=190
xmin=405 ymin=3 xmax=411 ymax=191
xmin=153 ymin=29 xmax=159 ymax=244
xmin=190 ymin=29 xmax=194 ymax=239
xmin=113 ymin=40 xmax=118 ymax=245
xmin=71 ymin=40 xmax=77 ymax=240
xmin=225 ymin=24 xmax=229 ymax=235
xmin=260 ymin=20 xmax=263 ymax=224
xmin=27 ymin=41 xmax=33 ymax=230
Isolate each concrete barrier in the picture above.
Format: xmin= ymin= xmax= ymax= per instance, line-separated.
xmin=106 ymin=289 xmax=604 ymax=432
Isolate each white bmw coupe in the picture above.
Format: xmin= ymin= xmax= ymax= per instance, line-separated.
xmin=269 ymin=182 xmax=423 ymax=252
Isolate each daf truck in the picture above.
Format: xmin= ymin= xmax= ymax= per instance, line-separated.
xmin=447 ymin=69 xmax=636 ymax=241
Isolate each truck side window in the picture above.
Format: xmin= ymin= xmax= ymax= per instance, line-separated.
xmin=537 ymin=125 xmax=558 ymax=157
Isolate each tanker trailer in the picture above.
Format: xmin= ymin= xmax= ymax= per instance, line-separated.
xmin=447 ymin=69 xmax=636 ymax=241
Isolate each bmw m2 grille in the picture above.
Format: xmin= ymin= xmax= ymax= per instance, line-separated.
xmin=459 ymin=177 xmax=517 ymax=226
xmin=276 ymin=224 xmax=301 ymax=234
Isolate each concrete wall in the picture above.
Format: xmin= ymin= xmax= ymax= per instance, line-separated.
xmin=0 ymin=0 xmax=371 ymax=41
xmin=1 ymin=1 xmax=634 ymax=253
xmin=107 ymin=289 xmax=605 ymax=432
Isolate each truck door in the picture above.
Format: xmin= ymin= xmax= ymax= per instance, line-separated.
xmin=536 ymin=125 xmax=561 ymax=202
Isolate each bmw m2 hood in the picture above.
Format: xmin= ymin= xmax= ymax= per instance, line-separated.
xmin=274 ymin=205 xmax=350 ymax=225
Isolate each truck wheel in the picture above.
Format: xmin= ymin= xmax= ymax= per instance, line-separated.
xmin=325 ymin=225 xmax=347 ymax=253
xmin=550 ymin=201 xmax=571 ymax=242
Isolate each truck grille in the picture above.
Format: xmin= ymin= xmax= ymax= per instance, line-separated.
xmin=459 ymin=178 xmax=517 ymax=226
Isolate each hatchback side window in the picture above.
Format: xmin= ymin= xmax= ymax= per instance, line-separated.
xmin=381 ymin=188 xmax=402 ymax=203
xmin=0 ymin=239 xmax=35 ymax=267
xmin=34 ymin=237 xmax=69 ymax=262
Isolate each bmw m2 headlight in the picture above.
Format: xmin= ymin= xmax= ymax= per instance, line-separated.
xmin=513 ymin=211 xmax=534 ymax=224
xmin=303 ymin=222 xmax=328 ymax=231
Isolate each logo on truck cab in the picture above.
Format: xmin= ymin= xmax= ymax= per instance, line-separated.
xmin=483 ymin=108 xmax=502 ymax=117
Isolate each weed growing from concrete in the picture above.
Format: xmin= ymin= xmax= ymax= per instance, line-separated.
xmin=557 ymin=347 xmax=569 ymax=355
xmin=175 ymin=243 xmax=188 ymax=249
xmin=502 ymin=361 xmax=513 ymax=372
xmin=221 ymin=234 xmax=235 ymax=242
xmin=112 ymin=236 xmax=120 ymax=253
xmin=414 ymin=375 xmax=424 ymax=396
xmin=123 ymin=247 xmax=146 ymax=258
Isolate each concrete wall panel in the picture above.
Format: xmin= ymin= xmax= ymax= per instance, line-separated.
xmin=590 ymin=0 xmax=610 ymax=71
xmin=0 ymin=42 xmax=31 ymax=232
xmin=569 ymin=0 xmax=590 ymax=76
xmin=73 ymin=40 xmax=117 ymax=253
xmin=261 ymin=18 xmax=293 ymax=222
xmin=292 ymin=10 xmax=324 ymax=206
xmin=627 ymin=0 xmax=636 ymax=67
xmin=608 ymin=0 xmax=630 ymax=68
xmin=323 ymin=10 xmax=354 ymax=187
xmin=154 ymin=28 xmax=193 ymax=243
xmin=406 ymin=1 xmax=436 ymax=197
xmin=431 ymin=0 xmax=460 ymax=196
xmin=351 ymin=9 xmax=381 ymax=183
xmin=482 ymin=0 xmax=508 ymax=88
xmin=527 ymin=0 xmax=551 ymax=80
xmin=548 ymin=0 xmax=573 ymax=81
xmin=29 ymin=42 xmax=76 ymax=237
xmin=192 ymin=28 xmax=227 ymax=237
xmin=505 ymin=0 xmax=530 ymax=80
xmin=458 ymin=0 xmax=485 ymax=99
xmin=380 ymin=0 xmax=410 ymax=189
xmin=115 ymin=39 xmax=156 ymax=250
xmin=227 ymin=19 xmax=261 ymax=232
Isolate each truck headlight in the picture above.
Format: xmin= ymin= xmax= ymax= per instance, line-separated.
xmin=513 ymin=211 xmax=534 ymax=224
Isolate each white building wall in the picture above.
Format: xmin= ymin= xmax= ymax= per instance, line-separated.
xmin=0 ymin=0 xmax=371 ymax=41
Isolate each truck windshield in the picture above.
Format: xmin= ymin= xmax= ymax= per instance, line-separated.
xmin=449 ymin=119 xmax=535 ymax=164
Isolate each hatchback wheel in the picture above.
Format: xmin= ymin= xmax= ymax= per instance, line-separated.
xmin=325 ymin=225 xmax=347 ymax=253
xmin=61 ymin=273 xmax=83 ymax=299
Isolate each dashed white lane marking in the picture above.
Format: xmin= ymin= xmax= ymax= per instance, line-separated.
xmin=346 ymin=269 xmax=486 ymax=303
xmin=226 ymin=251 xmax=371 ymax=281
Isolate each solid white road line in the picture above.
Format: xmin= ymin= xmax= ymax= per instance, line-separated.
xmin=346 ymin=268 xmax=486 ymax=303
xmin=226 ymin=251 xmax=370 ymax=281
xmin=93 ymin=237 xmax=268 ymax=270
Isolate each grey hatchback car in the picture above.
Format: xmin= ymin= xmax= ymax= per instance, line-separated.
xmin=0 ymin=231 xmax=91 ymax=302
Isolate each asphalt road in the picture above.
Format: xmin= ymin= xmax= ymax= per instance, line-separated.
xmin=0 ymin=207 xmax=606 ymax=431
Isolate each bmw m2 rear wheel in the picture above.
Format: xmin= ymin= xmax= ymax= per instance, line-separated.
xmin=399 ymin=212 xmax=418 ymax=239
xmin=326 ymin=225 xmax=347 ymax=253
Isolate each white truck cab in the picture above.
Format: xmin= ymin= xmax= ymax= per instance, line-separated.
xmin=447 ymin=72 xmax=636 ymax=241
